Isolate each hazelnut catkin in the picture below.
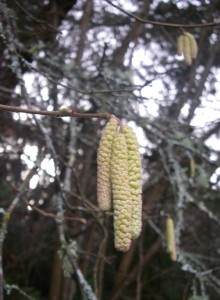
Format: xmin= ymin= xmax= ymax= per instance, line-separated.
xmin=122 ymin=124 xmax=142 ymax=239
xmin=97 ymin=117 xmax=118 ymax=211
xmin=111 ymin=132 xmax=132 ymax=252
xmin=190 ymin=158 xmax=195 ymax=179
xmin=177 ymin=32 xmax=198 ymax=65
xmin=183 ymin=35 xmax=192 ymax=66
xmin=185 ymin=32 xmax=198 ymax=59
xmin=166 ymin=217 xmax=177 ymax=261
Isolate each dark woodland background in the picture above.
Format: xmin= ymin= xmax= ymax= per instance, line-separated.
xmin=0 ymin=0 xmax=220 ymax=299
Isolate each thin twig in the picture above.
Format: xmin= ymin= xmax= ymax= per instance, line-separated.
xmin=106 ymin=0 xmax=220 ymax=29
xmin=14 ymin=0 xmax=60 ymax=33
xmin=17 ymin=59 xmax=140 ymax=95
xmin=0 ymin=104 xmax=113 ymax=119
xmin=23 ymin=198 xmax=86 ymax=224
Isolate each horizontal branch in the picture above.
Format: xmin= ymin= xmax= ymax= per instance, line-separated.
xmin=0 ymin=104 xmax=113 ymax=119
xmin=106 ymin=0 xmax=220 ymax=29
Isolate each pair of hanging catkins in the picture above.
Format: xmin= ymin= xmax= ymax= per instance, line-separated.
xmin=97 ymin=117 xmax=142 ymax=252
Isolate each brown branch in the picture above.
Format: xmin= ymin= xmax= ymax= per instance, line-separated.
xmin=111 ymin=238 xmax=162 ymax=300
xmin=106 ymin=0 xmax=220 ymax=29
xmin=0 ymin=104 xmax=113 ymax=119
xmin=113 ymin=240 xmax=137 ymax=290
xmin=23 ymin=198 xmax=86 ymax=224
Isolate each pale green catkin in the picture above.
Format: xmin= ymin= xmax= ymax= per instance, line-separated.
xmin=185 ymin=32 xmax=198 ymax=59
xmin=97 ymin=117 xmax=118 ymax=211
xmin=183 ymin=35 xmax=192 ymax=65
xmin=190 ymin=158 xmax=195 ymax=179
xmin=111 ymin=132 xmax=132 ymax=252
xmin=166 ymin=217 xmax=177 ymax=261
xmin=122 ymin=124 xmax=142 ymax=239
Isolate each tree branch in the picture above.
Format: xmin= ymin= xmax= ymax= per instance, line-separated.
xmin=106 ymin=0 xmax=220 ymax=29
xmin=0 ymin=104 xmax=113 ymax=119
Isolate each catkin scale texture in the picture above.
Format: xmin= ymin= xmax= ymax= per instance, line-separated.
xmin=122 ymin=125 xmax=142 ymax=239
xmin=111 ymin=132 xmax=132 ymax=252
xmin=97 ymin=117 xmax=118 ymax=211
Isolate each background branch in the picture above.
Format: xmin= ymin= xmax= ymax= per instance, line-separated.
xmin=106 ymin=0 xmax=220 ymax=28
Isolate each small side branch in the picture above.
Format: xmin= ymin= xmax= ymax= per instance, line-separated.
xmin=0 ymin=104 xmax=113 ymax=119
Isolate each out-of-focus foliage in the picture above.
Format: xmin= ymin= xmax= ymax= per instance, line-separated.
xmin=0 ymin=0 xmax=220 ymax=299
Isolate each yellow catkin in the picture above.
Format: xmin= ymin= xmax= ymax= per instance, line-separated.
xmin=183 ymin=35 xmax=192 ymax=65
xmin=177 ymin=35 xmax=184 ymax=55
xmin=97 ymin=117 xmax=118 ymax=211
xmin=166 ymin=217 xmax=177 ymax=261
xmin=122 ymin=124 xmax=142 ymax=239
xmin=111 ymin=132 xmax=132 ymax=252
xmin=185 ymin=32 xmax=198 ymax=59
xmin=190 ymin=158 xmax=195 ymax=179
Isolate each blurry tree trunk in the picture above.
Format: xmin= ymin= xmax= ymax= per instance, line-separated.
xmin=49 ymin=251 xmax=63 ymax=300
xmin=61 ymin=277 xmax=77 ymax=300
xmin=75 ymin=0 xmax=93 ymax=65
xmin=111 ymin=238 xmax=161 ymax=300
xmin=113 ymin=240 xmax=137 ymax=290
